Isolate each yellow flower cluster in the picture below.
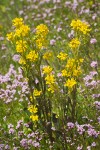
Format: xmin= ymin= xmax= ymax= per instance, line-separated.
xmin=19 ymin=57 xmax=26 ymax=65
xmin=66 ymin=58 xmax=76 ymax=70
xmin=26 ymin=51 xmax=38 ymax=62
xmin=62 ymin=58 xmax=83 ymax=78
xmin=43 ymin=66 xmax=57 ymax=93
xmin=66 ymin=58 xmax=75 ymax=71
xmin=28 ymin=105 xmax=38 ymax=113
xmin=36 ymin=24 xmax=49 ymax=37
xmin=43 ymin=66 xmax=53 ymax=74
xmin=35 ymin=38 xmax=43 ymax=49
xmin=57 ymin=52 xmax=68 ymax=61
xmin=69 ymin=38 xmax=80 ymax=49
xmin=7 ymin=17 xmax=51 ymax=69
xmin=71 ymin=19 xmax=91 ymax=34
xmin=62 ymin=20 xmax=88 ymax=90
xmin=45 ymin=74 xmax=55 ymax=85
xmin=43 ymin=51 xmax=52 ymax=60
xmin=12 ymin=18 xmax=24 ymax=28
xmin=7 ymin=32 xmax=14 ymax=41
xmin=7 ymin=18 xmax=31 ymax=65
xmin=45 ymin=74 xmax=57 ymax=93
xmin=14 ymin=25 xmax=30 ymax=37
xmin=35 ymin=24 xmax=49 ymax=49
xmin=13 ymin=18 xmax=30 ymax=37
xmin=28 ymin=105 xmax=38 ymax=122
xmin=33 ymin=89 xmax=42 ymax=97
xmin=7 ymin=18 xmax=30 ymax=42
xmin=16 ymin=40 xmax=27 ymax=53
xmin=65 ymin=19 xmax=89 ymax=90
xmin=64 ymin=78 xmax=76 ymax=88
xmin=48 ymin=84 xmax=58 ymax=93
xmin=61 ymin=69 xmax=68 ymax=77
xmin=30 ymin=115 xmax=38 ymax=122
xmin=61 ymin=58 xmax=83 ymax=89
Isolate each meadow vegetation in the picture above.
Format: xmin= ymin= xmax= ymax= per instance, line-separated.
xmin=0 ymin=0 xmax=100 ymax=150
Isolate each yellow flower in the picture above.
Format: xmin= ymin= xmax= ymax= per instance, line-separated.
xmin=57 ymin=52 xmax=67 ymax=60
xmin=73 ymin=67 xmax=82 ymax=77
xmin=36 ymin=38 xmax=44 ymax=49
xmin=43 ymin=66 xmax=53 ymax=74
xmin=30 ymin=115 xmax=38 ymax=122
xmin=33 ymin=89 xmax=42 ymax=97
xmin=66 ymin=58 xmax=75 ymax=69
xmin=35 ymin=24 xmax=48 ymax=49
xmin=36 ymin=37 xmax=47 ymax=49
xmin=28 ymin=105 xmax=38 ymax=121
xmin=79 ymin=58 xmax=84 ymax=63
xmin=6 ymin=32 xmax=15 ymax=41
xmin=28 ymin=105 xmax=38 ymax=113
xmin=69 ymin=38 xmax=80 ymax=49
xmin=14 ymin=25 xmax=30 ymax=37
xmin=30 ymin=96 xmax=33 ymax=101
xmin=71 ymin=19 xmax=91 ymax=34
xmin=61 ymin=69 xmax=67 ymax=77
xmin=36 ymin=24 xmax=49 ymax=37
xmin=19 ymin=57 xmax=26 ymax=65
xmin=64 ymin=78 xmax=77 ymax=88
xmin=61 ymin=69 xmax=71 ymax=77
xmin=45 ymin=74 xmax=55 ymax=85
xmin=43 ymin=51 xmax=52 ymax=60
xmin=16 ymin=40 xmax=27 ymax=53
xmin=48 ymin=84 xmax=58 ymax=93
xmin=26 ymin=51 xmax=38 ymax=62
xmin=12 ymin=18 xmax=24 ymax=28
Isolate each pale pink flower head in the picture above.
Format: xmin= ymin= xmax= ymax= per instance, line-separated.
xmin=92 ymin=14 xmax=97 ymax=20
xmin=90 ymin=61 xmax=98 ymax=68
xmin=50 ymin=39 xmax=56 ymax=45
xmin=12 ymin=54 xmax=20 ymax=62
xmin=77 ymin=145 xmax=83 ymax=150
xmin=67 ymin=122 xmax=74 ymax=129
xmin=90 ymin=38 xmax=97 ymax=44
xmin=91 ymin=142 xmax=96 ymax=147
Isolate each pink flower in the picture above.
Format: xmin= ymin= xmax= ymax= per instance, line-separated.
xmin=50 ymin=39 xmax=56 ymax=45
xmin=90 ymin=38 xmax=97 ymax=44
xmin=90 ymin=61 xmax=98 ymax=68
xmin=12 ymin=54 xmax=20 ymax=62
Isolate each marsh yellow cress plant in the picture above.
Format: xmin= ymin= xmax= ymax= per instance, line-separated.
xmin=7 ymin=18 xmax=91 ymax=128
